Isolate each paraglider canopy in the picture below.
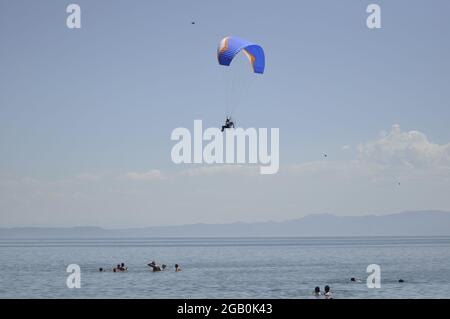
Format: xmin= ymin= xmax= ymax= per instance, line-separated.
xmin=217 ymin=36 xmax=265 ymax=74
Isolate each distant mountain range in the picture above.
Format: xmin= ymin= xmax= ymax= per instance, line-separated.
xmin=1 ymin=211 xmax=450 ymax=238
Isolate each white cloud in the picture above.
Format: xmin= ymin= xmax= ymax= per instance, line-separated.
xmin=2 ymin=125 xmax=450 ymax=228
xmin=122 ymin=169 xmax=164 ymax=181
xmin=358 ymin=124 xmax=450 ymax=169
xmin=180 ymin=165 xmax=259 ymax=177
xmin=120 ymin=124 xmax=450 ymax=181
xmin=285 ymin=124 xmax=450 ymax=185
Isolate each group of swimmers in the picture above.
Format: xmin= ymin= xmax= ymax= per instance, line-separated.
xmin=147 ymin=261 xmax=181 ymax=272
xmin=313 ymin=277 xmax=405 ymax=298
xmin=98 ymin=262 xmax=128 ymax=272
xmin=98 ymin=261 xmax=181 ymax=273
xmin=313 ymin=285 xmax=333 ymax=299
xmin=312 ymin=278 xmax=363 ymax=298
xmin=114 ymin=263 xmax=128 ymax=272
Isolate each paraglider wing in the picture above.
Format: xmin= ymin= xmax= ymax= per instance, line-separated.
xmin=217 ymin=36 xmax=265 ymax=74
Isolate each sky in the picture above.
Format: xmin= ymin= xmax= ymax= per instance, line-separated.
xmin=1 ymin=0 xmax=450 ymax=227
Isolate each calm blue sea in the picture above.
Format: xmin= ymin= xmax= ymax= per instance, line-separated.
xmin=0 ymin=237 xmax=449 ymax=298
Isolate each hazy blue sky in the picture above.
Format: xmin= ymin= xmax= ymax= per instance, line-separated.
xmin=1 ymin=0 xmax=449 ymax=227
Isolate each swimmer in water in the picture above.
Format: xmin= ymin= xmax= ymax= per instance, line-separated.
xmin=148 ymin=261 xmax=162 ymax=272
xmin=324 ymin=285 xmax=333 ymax=299
xmin=313 ymin=286 xmax=321 ymax=298
xmin=175 ymin=264 xmax=182 ymax=272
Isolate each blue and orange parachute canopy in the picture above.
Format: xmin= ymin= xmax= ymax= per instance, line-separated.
xmin=217 ymin=36 xmax=265 ymax=74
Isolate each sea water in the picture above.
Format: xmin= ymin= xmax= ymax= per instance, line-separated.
xmin=0 ymin=237 xmax=449 ymax=298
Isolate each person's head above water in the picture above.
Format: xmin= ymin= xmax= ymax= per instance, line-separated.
xmin=351 ymin=277 xmax=356 ymax=282
xmin=99 ymin=267 xmax=103 ymax=272
xmin=314 ymin=287 xmax=320 ymax=294
xmin=324 ymin=285 xmax=330 ymax=293
xmin=121 ymin=263 xmax=124 ymax=267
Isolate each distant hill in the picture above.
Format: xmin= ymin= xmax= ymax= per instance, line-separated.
xmin=1 ymin=211 xmax=450 ymax=238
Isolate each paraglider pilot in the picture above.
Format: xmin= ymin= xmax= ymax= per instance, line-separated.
xmin=221 ymin=117 xmax=235 ymax=132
